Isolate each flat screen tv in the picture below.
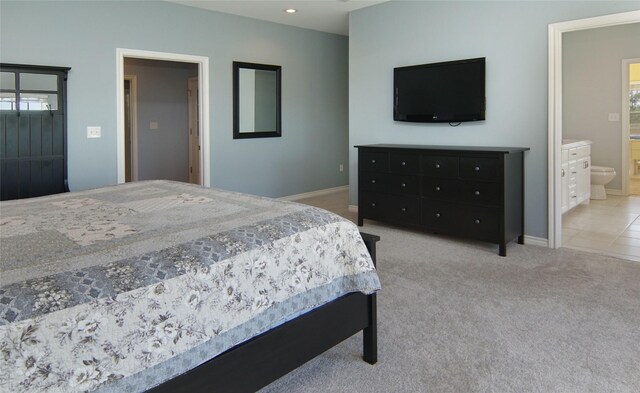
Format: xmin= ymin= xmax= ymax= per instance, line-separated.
xmin=394 ymin=57 xmax=485 ymax=123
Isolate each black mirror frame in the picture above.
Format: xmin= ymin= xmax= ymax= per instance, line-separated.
xmin=233 ymin=61 xmax=282 ymax=139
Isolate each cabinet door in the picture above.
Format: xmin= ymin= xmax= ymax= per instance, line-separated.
xmin=561 ymin=162 xmax=569 ymax=213
xmin=576 ymin=157 xmax=591 ymax=203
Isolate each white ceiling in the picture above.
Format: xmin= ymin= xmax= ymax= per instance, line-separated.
xmin=166 ymin=0 xmax=387 ymax=36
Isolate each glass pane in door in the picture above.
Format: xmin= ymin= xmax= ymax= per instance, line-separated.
xmin=0 ymin=92 xmax=17 ymax=110
xmin=0 ymin=72 xmax=15 ymax=89
xmin=20 ymin=73 xmax=57 ymax=91
xmin=19 ymin=93 xmax=58 ymax=111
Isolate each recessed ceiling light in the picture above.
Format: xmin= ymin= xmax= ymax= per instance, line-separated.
xmin=284 ymin=8 xmax=297 ymax=14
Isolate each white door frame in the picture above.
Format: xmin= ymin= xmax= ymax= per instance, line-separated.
xmin=124 ymin=75 xmax=138 ymax=182
xmin=116 ymin=48 xmax=210 ymax=187
xmin=547 ymin=10 xmax=640 ymax=249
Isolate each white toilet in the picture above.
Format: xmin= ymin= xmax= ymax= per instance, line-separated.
xmin=590 ymin=166 xmax=616 ymax=200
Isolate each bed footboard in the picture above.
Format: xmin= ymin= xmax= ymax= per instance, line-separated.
xmin=360 ymin=232 xmax=380 ymax=365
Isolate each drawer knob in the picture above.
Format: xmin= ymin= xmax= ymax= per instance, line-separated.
xmin=401 ymin=183 xmax=406 ymax=187
xmin=371 ymin=202 xmax=376 ymax=207
xmin=401 ymin=161 xmax=406 ymax=166
xmin=435 ymin=163 xmax=441 ymax=169
xmin=435 ymin=213 xmax=441 ymax=218
xmin=474 ymin=219 xmax=481 ymax=224
xmin=475 ymin=190 xmax=480 ymax=196
xmin=371 ymin=159 xmax=376 ymax=164
xmin=371 ymin=179 xmax=376 ymax=184
xmin=435 ymin=186 xmax=441 ymax=191
xmin=401 ymin=207 xmax=407 ymax=212
xmin=474 ymin=166 xmax=480 ymax=172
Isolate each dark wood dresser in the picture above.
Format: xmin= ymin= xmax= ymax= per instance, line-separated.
xmin=355 ymin=144 xmax=529 ymax=256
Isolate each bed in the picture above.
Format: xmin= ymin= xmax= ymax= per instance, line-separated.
xmin=0 ymin=180 xmax=380 ymax=392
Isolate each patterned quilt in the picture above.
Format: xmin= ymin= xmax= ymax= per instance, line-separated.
xmin=0 ymin=181 xmax=380 ymax=392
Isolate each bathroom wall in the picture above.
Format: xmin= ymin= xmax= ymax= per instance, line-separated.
xmin=563 ymin=23 xmax=640 ymax=191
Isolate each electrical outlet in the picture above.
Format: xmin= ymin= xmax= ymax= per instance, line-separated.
xmin=339 ymin=164 xmax=344 ymax=172
xmin=87 ymin=126 xmax=101 ymax=138
xmin=608 ymin=113 xmax=620 ymax=122
xmin=150 ymin=121 xmax=159 ymax=130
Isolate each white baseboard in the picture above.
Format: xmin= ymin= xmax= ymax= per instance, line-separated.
xmin=524 ymin=235 xmax=548 ymax=247
xmin=348 ymin=204 xmax=358 ymax=213
xmin=279 ymin=185 xmax=348 ymax=201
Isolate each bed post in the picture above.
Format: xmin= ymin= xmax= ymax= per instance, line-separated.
xmin=359 ymin=232 xmax=380 ymax=365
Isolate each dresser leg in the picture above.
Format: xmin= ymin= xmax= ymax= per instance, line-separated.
xmin=518 ymin=235 xmax=524 ymax=244
xmin=358 ymin=217 xmax=364 ymax=226
xmin=499 ymin=243 xmax=506 ymax=257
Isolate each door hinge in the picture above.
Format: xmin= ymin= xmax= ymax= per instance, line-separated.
xmin=190 ymin=166 xmax=193 ymax=174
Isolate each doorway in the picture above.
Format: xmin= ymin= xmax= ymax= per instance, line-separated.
xmin=123 ymin=58 xmax=198 ymax=184
xmin=116 ymin=49 xmax=210 ymax=187
xmin=547 ymin=10 xmax=640 ymax=249
xmin=626 ymin=61 xmax=640 ymax=195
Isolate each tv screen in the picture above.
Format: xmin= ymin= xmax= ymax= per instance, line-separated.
xmin=394 ymin=57 xmax=485 ymax=123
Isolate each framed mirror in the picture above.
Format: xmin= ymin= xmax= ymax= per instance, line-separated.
xmin=233 ymin=61 xmax=281 ymax=139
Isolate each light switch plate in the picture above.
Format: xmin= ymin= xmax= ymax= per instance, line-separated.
xmin=150 ymin=121 xmax=159 ymax=130
xmin=87 ymin=126 xmax=101 ymax=138
xmin=608 ymin=113 xmax=620 ymax=122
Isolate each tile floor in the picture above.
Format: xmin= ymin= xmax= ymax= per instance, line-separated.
xmin=563 ymin=194 xmax=640 ymax=261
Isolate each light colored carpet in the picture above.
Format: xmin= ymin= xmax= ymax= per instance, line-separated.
xmin=260 ymin=197 xmax=640 ymax=392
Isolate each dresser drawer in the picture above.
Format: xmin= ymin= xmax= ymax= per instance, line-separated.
xmin=422 ymin=155 xmax=458 ymax=177
xmin=459 ymin=156 xmax=501 ymax=180
xmin=360 ymin=192 xmax=420 ymax=225
xmin=421 ymin=199 xmax=460 ymax=233
xmin=360 ymin=151 xmax=389 ymax=172
xmin=361 ymin=173 xmax=419 ymax=196
xmin=458 ymin=205 xmax=500 ymax=242
xmin=422 ymin=178 xmax=500 ymax=206
xmin=422 ymin=178 xmax=462 ymax=201
xmin=390 ymin=152 xmax=419 ymax=174
xmin=460 ymin=181 xmax=501 ymax=206
xmin=422 ymin=199 xmax=499 ymax=241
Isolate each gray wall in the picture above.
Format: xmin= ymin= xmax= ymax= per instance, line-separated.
xmin=0 ymin=0 xmax=349 ymax=197
xmin=563 ymin=23 xmax=640 ymax=191
xmin=124 ymin=58 xmax=196 ymax=183
xmin=349 ymin=1 xmax=640 ymax=239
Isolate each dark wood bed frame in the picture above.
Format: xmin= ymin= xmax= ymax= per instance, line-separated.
xmin=148 ymin=232 xmax=380 ymax=393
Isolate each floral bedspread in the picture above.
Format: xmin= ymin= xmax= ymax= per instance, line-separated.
xmin=0 ymin=180 xmax=380 ymax=392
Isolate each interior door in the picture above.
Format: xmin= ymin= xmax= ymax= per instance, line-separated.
xmin=188 ymin=77 xmax=200 ymax=185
